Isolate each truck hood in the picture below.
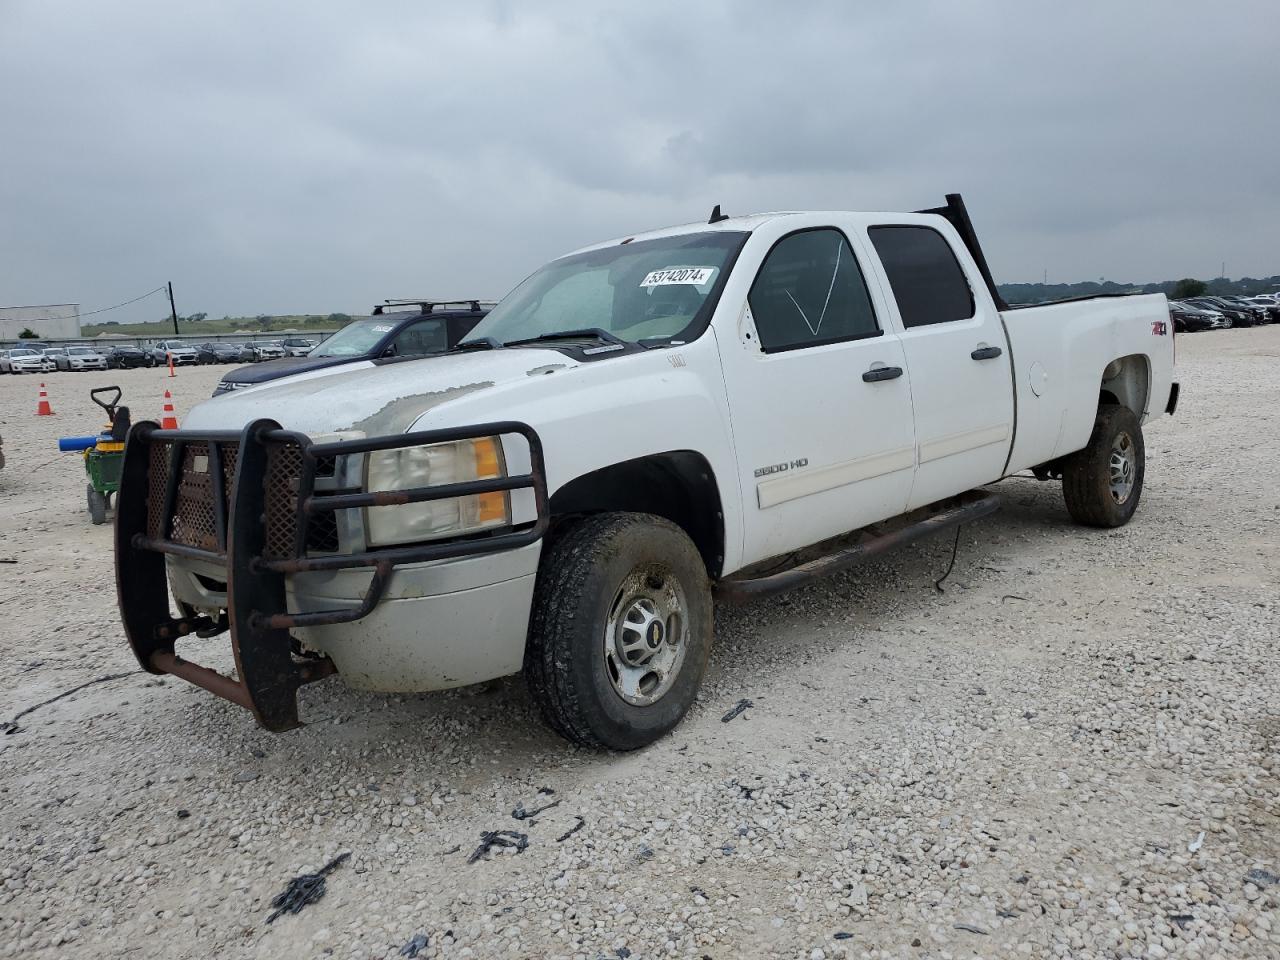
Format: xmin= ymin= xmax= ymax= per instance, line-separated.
xmin=221 ymin=355 xmax=352 ymax=385
xmin=187 ymin=348 xmax=578 ymax=435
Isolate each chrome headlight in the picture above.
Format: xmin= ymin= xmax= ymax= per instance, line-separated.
xmin=364 ymin=436 xmax=510 ymax=547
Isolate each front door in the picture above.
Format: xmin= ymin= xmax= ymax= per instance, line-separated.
xmin=718 ymin=225 xmax=918 ymax=567
xmin=866 ymin=225 xmax=1015 ymax=510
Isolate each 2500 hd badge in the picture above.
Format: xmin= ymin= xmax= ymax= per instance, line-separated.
xmin=754 ymin=458 xmax=809 ymax=478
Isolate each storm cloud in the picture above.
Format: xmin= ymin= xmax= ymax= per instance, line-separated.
xmin=2 ymin=0 xmax=1277 ymax=318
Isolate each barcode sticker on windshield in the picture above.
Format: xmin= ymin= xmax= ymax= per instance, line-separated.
xmin=640 ymin=266 xmax=717 ymax=288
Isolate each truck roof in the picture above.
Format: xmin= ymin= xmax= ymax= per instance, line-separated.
xmin=562 ymin=208 xmax=955 ymax=258
xmin=563 ymin=212 xmax=801 ymax=258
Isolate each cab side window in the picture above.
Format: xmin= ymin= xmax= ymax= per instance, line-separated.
xmin=748 ymin=229 xmax=879 ymax=353
xmin=868 ymin=226 xmax=975 ymax=327
xmin=389 ymin=319 xmax=447 ymax=356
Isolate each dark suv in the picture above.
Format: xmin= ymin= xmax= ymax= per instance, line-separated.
xmin=212 ymin=300 xmax=492 ymax=396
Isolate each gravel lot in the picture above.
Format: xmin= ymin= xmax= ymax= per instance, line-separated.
xmin=1 ymin=333 xmax=1277 ymax=960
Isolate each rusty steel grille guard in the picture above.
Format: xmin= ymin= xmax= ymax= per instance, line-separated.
xmin=115 ymin=417 xmax=549 ymax=731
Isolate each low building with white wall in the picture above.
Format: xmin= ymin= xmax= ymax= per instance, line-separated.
xmin=0 ymin=304 xmax=81 ymax=340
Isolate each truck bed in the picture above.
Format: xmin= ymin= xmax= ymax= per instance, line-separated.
xmin=1001 ymin=293 xmax=1174 ymax=475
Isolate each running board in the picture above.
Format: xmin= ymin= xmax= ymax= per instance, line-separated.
xmin=714 ymin=491 xmax=1001 ymax=604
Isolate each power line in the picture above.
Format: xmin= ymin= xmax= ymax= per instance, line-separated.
xmin=74 ymin=286 xmax=168 ymax=319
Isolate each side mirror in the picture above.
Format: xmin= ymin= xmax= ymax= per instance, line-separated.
xmin=382 ymin=345 xmax=397 ymax=358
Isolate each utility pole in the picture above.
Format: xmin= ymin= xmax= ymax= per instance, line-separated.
xmin=167 ymin=281 xmax=179 ymax=336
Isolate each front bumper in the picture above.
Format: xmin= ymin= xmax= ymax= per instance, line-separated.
xmin=115 ymin=417 xmax=548 ymax=730
xmin=167 ymin=543 xmax=541 ymax=691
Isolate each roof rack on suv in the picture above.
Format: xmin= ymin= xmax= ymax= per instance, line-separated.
xmin=371 ymin=299 xmax=498 ymax=316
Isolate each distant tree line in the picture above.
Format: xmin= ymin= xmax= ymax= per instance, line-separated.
xmin=142 ymin=311 xmax=355 ymax=329
xmin=999 ymin=274 xmax=1279 ymax=305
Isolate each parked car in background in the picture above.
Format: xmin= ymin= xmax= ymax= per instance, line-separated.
xmin=1235 ymin=297 xmax=1280 ymax=323
xmin=250 ymin=341 xmax=286 ymax=361
xmin=196 ymin=342 xmax=249 ymax=364
xmin=1 ymin=347 xmax=54 ymax=373
xmin=149 ymin=340 xmax=200 ymax=366
xmin=213 ymin=300 xmax=490 ymax=395
xmin=1169 ymin=301 xmax=1226 ymax=332
xmin=42 ymin=347 xmax=68 ymax=367
xmin=281 ymin=337 xmax=315 ymax=357
xmin=1210 ymin=296 xmax=1268 ymax=326
xmin=56 ymin=346 xmax=109 ymax=371
xmin=1185 ymin=297 xmax=1253 ymax=327
xmin=107 ymin=345 xmax=154 ymax=368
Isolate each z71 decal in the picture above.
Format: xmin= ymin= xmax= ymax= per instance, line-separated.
xmin=1151 ymin=320 xmax=1168 ymax=336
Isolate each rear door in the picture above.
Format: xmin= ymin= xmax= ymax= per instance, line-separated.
xmin=718 ymin=223 xmax=917 ymax=566
xmin=386 ymin=318 xmax=449 ymax=357
xmin=866 ymin=224 xmax=1014 ymax=510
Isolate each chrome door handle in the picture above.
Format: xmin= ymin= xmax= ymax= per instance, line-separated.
xmin=971 ymin=346 xmax=1003 ymax=361
xmin=862 ymin=365 xmax=904 ymax=383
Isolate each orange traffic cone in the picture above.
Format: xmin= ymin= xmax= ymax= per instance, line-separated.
xmin=36 ymin=382 xmax=54 ymax=416
xmin=167 ymin=353 xmax=176 ymax=378
xmin=160 ymin=390 xmax=179 ymax=430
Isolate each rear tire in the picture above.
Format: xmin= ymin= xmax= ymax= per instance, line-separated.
xmin=1061 ymin=405 xmax=1144 ymax=528
xmin=87 ymin=484 xmax=107 ymax=525
xmin=524 ymin=512 xmax=713 ymax=750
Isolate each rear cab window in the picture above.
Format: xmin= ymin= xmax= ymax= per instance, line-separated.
xmin=868 ymin=226 xmax=974 ymax=328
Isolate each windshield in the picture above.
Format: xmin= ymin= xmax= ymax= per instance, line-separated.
xmin=69 ymin=347 xmax=94 ymax=355
xmin=311 ymin=319 xmax=395 ymax=357
xmin=466 ymin=231 xmax=748 ymax=346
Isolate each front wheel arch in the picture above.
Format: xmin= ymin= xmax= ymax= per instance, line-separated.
xmin=548 ymin=451 xmax=725 ymax=578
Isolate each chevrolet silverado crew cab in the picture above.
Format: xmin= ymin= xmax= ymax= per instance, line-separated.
xmin=114 ymin=195 xmax=1177 ymax=750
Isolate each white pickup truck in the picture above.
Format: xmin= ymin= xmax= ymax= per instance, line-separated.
xmin=114 ymin=195 xmax=1177 ymax=749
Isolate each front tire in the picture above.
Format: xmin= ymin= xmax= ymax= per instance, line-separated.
xmin=524 ymin=512 xmax=713 ymax=750
xmin=1061 ymin=405 xmax=1145 ymax=527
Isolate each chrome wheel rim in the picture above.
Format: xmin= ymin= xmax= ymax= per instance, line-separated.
xmin=1109 ymin=431 xmax=1136 ymax=504
xmin=604 ymin=566 xmax=688 ymax=706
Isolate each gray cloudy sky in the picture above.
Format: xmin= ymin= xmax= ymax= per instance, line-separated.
xmin=3 ymin=0 xmax=1278 ymax=318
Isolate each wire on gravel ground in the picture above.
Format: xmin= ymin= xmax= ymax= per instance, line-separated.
xmin=934 ymin=525 xmax=964 ymax=593
xmin=2 ymin=671 xmax=141 ymax=735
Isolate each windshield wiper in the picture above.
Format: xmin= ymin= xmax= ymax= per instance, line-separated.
xmin=455 ymin=336 xmax=505 ymax=351
xmin=504 ymin=328 xmax=626 ymax=348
